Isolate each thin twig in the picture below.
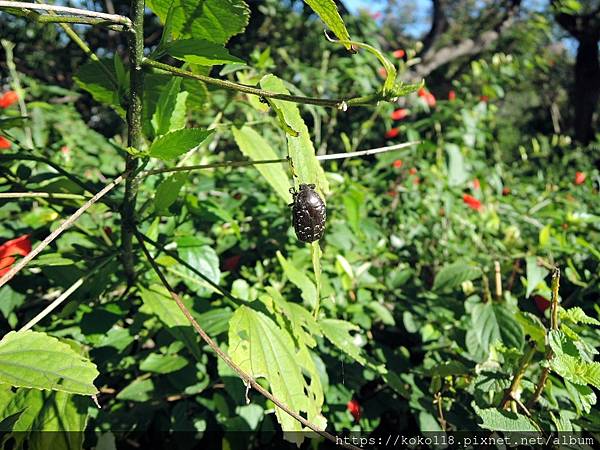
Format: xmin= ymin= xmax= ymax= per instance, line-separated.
xmin=500 ymin=339 xmax=536 ymax=409
xmin=0 ymin=1 xmax=132 ymax=26
xmin=0 ymin=173 xmax=126 ymax=288
xmin=143 ymin=58 xmax=381 ymax=108
xmin=135 ymin=231 xmax=360 ymax=450
xmin=527 ymin=268 xmax=561 ymax=409
xmin=138 ymin=233 xmax=240 ymax=305
xmin=143 ymin=142 xmax=419 ymax=177
xmin=19 ymin=255 xmax=115 ymax=331
xmin=0 ymin=192 xmax=88 ymax=200
xmin=35 ymin=15 xmax=125 ymax=29
xmin=20 ymin=278 xmax=83 ymax=332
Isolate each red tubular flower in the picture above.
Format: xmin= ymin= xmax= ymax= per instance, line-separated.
xmin=0 ymin=91 xmax=18 ymax=109
xmin=392 ymin=49 xmax=405 ymax=59
xmin=378 ymin=67 xmax=387 ymax=78
xmin=473 ymin=178 xmax=480 ymax=190
xmin=0 ymin=235 xmax=32 ymax=277
xmin=448 ymin=90 xmax=456 ymax=101
xmin=479 ymin=95 xmax=489 ymax=103
xmin=409 ymin=167 xmax=417 ymax=175
xmin=385 ymin=127 xmax=399 ymax=139
xmin=574 ymin=172 xmax=586 ymax=185
xmin=418 ymin=87 xmax=427 ymax=97
xmin=223 ymin=255 xmax=241 ymax=272
xmin=0 ymin=136 xmax=11 ymax=149
xmin=347 ymin=399 xmax=361 ymax=422
xmin=425 ymin=92 xmax=436 ymax=107
xmin=533 ymin=295 xmax=551 ymax=313
xmin=463 ymin=194 xmax=483 ymax=211
xmin=392 ymin=159 xmax=403 ymax=168
xmin=502 ymin=187 xmax=511 ymax=196
xmin=391 ymin=108 xmax=409 ymax=120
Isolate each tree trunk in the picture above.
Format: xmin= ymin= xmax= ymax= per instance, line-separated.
xmin=573 ymin=38 xmax=600 ymax=144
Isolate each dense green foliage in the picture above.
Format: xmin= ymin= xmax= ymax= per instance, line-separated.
xmin=0 ymin=1 xmax=599 ymax=449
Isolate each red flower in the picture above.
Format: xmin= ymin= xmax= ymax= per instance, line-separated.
xmin=418 ymin=88 xmax=436 ymax=107
xmin=385 ymin=128 xmax=399 ymax=139
xmin=387 ymin=189 xmax=397 ymax=197
xmin=448 ymin=90 xmax=456 ymax=101
xmin=533 ymin=295 xmax=551 ymax=313
xmin=0 ymin=91 xmax=18 ymax=109
xmin=0 ymin=235 xmax=32 ymax=277
xmin=409 ymin=167 xmax=417 ymax=175
xmin=60 ymin=145 xmax=70 ymax=155
xmin=502 ymin=186 xmax=511 ymax=196
xmin=0 ymin=136 xmax=11 ymax=149
xmin=574 ymin=172 xmax=586 ymax=185
xmin=412 ymin=176 xmax=421 ymax=185
xmin=347 ymin=399 xmax=361 ymax=422
xmin=392 ymin=159 xmax=403 ymax=168
xmin=391 ymin=108 xmax=409 ymax=121
xmin=378 ymin=67 xmax=387 ymax=78
xmin=463 ymin=194 xmax=483 ymax=211
xmin=223 ymin=255 xmax=241 ymax=272
xmin=472 ymin=178 xmax=480 ymax=190
xmin=479 ymin=95 xmax=489 ymax=103
xmin=370 ymin=11 xmax=382 ymax=20
xmin=392 ymin=49 xmax=405 ymax=59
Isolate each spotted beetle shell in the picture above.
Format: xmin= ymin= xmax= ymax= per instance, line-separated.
xmin=290 ymin=184 xmax=326 ymax=243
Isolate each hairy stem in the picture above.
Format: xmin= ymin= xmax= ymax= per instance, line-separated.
xmin=120 ymin=0 xmax=145 ymax=285
xmin=134 ymin=231 xmax=360 ymax=450
xmin=143 ymin=58 xmax=381 ymax=108
xmin=527 ymin=267 xmax=561 ymax=408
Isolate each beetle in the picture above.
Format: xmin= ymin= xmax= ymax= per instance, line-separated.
xmin=289 ymin=183 xmax=326 ymax=243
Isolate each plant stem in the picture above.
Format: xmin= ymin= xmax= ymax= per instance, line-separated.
xmin=120 ymin=0 xmax=145 ymax=285
xmin=35 ymin=15 xmax=126 ymax=29
xmin=0 ymin=192 xmax=89 ymax=199
xmin=143 ymin=58 xmax=381 ymax=108
xmin=143 ymin=142 xmax=419 ymax=177
xmin=500 ymin=339 xmax=536 ymax=409
xmin=134 ymin=231 xmax=360 ymax=450
xmin=0 ymin=1 xmax=131 ymax=25
xmin=527 ymin=267 xmax=561 ymax=408
xmin=0 ymin=173 xmax=126 ymax=288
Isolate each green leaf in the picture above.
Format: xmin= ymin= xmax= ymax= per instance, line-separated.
xmin=433 ymin=261 xmax=481 ymax=291
xmin=549 ymin=330 xmax=600 ymax=388
xmin=276 ymin=251 xmax=317 ymax=309
xmin=560 ymin=307 xmax=600 ymax=326
xmin=228 ymin=306 xmax=326 ymax=443
xmin=138 ymin=285 xmax=202 ymax=361
xmin=367 ymin=302 xmax=395 ymax=326
xmin=140 ymin=353 xmax=188 ymax=374
xmin=446 ymin=143 xmax=469 ymax=186
xmin=73 ymin=60 xmax=124 ymax=116
xmin=473 ymin=403 xmax=539 ymax=432
xmin=303 ymin=0 xmax=351 ymax=50
xmin=148 ymin=128 xmax=213 ymax=160
xmin=319 ymin=319 xmax=366 ymax=366
xmin=471 ymin=303 xmax=524 ymax=352
xmin=176 ymin=236 xmax=221 ymax=292
xmin=0 ymin=389 xmax=88 ymax=448
xmin=166 ymin=39 xmax=245 ymax=66
xmin=154 ymin=173 xmax=188 ymax=212
xmin=259 ymin=75 xmax=329 ymax=195
xmin=232 ymin=126 xmax=291 ymax=203
xmin=0 ymin=331 xmax=98 ymax=395
xmin=147 ymin=0 xmax=250 ymax=44
xmin=151 ymin=76 xmax=188 ymax=137
xmin=525 ymin=256 xmax=549 ymax=298
xmin=0 ymin=116 xmax=29 ymax=130
xmin=116 ymin=378 xmax=155 ymax=402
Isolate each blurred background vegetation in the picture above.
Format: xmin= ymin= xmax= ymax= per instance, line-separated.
xmin=0 ymin=0 xmax=599 ymax=448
